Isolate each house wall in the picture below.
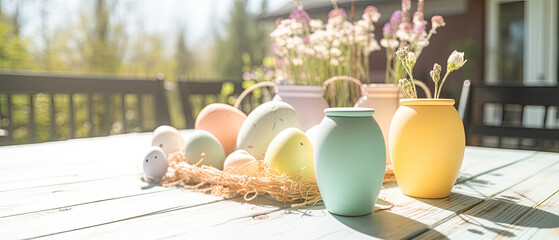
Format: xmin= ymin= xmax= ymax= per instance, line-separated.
xmin=369 ymin=0 xmax=485 ymax=99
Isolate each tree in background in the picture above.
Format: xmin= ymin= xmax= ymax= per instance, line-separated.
xmin=212 ymin=0 xmax=270 ymax=79
xmin=79 ymin=0 xmax=127 ymax=73
xmin=175 ymin=27 xmax=195 ymax=78
xmin=0 ymin=0 xmax=33 ymax=69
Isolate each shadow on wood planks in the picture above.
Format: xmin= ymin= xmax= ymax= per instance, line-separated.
xmin=415 ymin=192 xmax=559 ymax=237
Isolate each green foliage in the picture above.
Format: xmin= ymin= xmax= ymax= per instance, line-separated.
xmin=0 ymin=1 xmax=270 ymax=144
xmin=0 ymin=14 xmax=34 ymax=69
xmin=212 ymin=0 xmax=271 ymax=79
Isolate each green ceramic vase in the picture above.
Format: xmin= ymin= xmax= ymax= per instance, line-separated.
xmin=314 ymin=108 xmax=386 ymax=216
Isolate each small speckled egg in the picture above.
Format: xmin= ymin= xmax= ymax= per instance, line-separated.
xmin=236 ymin=101 xmax=301 ymax=159
xmin=143 ymin=146 xmax=168 ymax=180
xmin=265 ymin=128 xmax=315 ymax=179
xmin=223 ymin=150 xmax=259 ymax=176
xmin=152 ymin=125 xmax=184 ymax=155
xmin=184 ymin=130 xmax=226 ymax=170
xmin=195 ymin=103 xmax=247 ymax=156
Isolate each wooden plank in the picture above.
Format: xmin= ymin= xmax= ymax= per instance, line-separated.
xmin=50 ymin=94 xmax=56 ymax=141
xmin=455 ymin=147 xmax=536 ymax=184
xmin=0 ymin=176 xmax=173 ymax=218
xmin=6 ymin=94 xmax=13 ymax=143
xmin=137 ymin=94 xmax=143 ymax=131
xmin=104 ymin=94 xmax=111 ymax=135
xmin=88 ymin=93 xmax=93 ymax=137
xmin=37 ymin=196 xmax=285 ymax=239
xmin=416 ymin=152 xmax=559 ymax=239
xmin=0 ymin=186 xmax=225 ymax=239
xmin=0 ymin=133 xmax=154 ymax=191
xmin=121 ymin=94 xmax=127 ymax=133
xmin=69 ymin=94 xmax=75 ymax=139
xmin=28 ymin=94 xmax=35 ymax=143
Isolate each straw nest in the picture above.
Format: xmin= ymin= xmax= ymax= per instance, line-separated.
xmin=158 ymin=152 xmax=395 ymax=207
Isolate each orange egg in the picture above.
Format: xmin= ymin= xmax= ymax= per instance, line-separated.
xmin=195 ymin=103 xmax=247 ymax=155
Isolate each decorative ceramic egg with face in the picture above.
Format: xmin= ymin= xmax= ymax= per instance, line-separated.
xmin=223 ymin=150 xmax=259 ymax=176
xmin=152 ymin=125 xmax=184 ymax=155
xmin=142 ymin=146 xmax=168 ymax=180
xmin=184 ymin=130 xmax=226 ymax=170
xmin=265 ymin=128 xmax=315 ymax=179
xmin=236 ymin=101 xmax=301 ymax=159
xmin=195 ymin=103 xmax=247 ymax=156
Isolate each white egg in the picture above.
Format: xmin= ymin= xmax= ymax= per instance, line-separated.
xmin=305 ymin=124 xmax=320 ymax=147
xmin=152 ymin=125 xmax=184 ymax=155
xmin=223 ymin=150 xmax=259 ymax=176
xmin=236 ymin=101 xmax=301 ymax=159
xmin=143 ymin=146 xmax=168 ymax=180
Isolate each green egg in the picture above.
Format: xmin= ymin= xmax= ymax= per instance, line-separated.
xmin=184 ymin=130 xmax=226 ymax=170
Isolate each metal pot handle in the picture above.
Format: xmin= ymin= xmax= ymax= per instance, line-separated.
xmin=233 ymin=81 xmax=277 ymax=109
xmin=322 ymin=76 xmax=364 ymax=97
xmin=413 ymin=80 xmax=432 ymax=98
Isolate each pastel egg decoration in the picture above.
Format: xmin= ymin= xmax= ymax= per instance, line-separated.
xmin=223 ymin=150 xmax=259 ymax=176
xmin=195 ymin=103 xmax=247 ymax=156
xmin=143 ymin=146 xmax=168 ymax=180
xmin=184 ymin=130 xmax=226 ymax=170
xmin=264 ymin=128 xmax=315 ymax=179
xmin=237 ymin=101 xmax=302 ymax=159
xmin=152 ymin=125 xmax=184 ymax=155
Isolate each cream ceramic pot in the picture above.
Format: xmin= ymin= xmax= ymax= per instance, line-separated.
xmin=354 ymin=84 xmax=403 ymax=165
xmin=273 ymin=85 xmax=329 ymax=131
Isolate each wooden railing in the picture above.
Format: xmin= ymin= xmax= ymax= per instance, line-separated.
xmin=0 ymin=70 xmax=170 ymax=145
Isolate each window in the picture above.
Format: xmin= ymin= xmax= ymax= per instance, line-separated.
xmin=486 ymin=0 xmax=558 ymax=85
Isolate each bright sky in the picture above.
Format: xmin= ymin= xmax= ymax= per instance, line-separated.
xmin=7 ymin=0 xmax=291 ymax=53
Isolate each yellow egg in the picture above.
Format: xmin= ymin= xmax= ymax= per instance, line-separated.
xmin=223 ymin=150 xmax=259 ymax=176
xmin=264 ymin=128 xmax=315 ymax=179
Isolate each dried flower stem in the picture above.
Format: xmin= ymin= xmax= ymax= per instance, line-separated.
xmin=435 ymin=70 xmax=451 ymax=98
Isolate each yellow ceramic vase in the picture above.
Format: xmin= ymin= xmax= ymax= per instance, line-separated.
xmin=389 ymin=99 xmax=465 ymax=198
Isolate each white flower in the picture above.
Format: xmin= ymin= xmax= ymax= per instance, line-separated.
xmin=431 ymin=15 xmax=446 ymax=30
xmin=292 ymin=58 xmax=303 ymax=66
xmin=447 ymin=50 xmax=467 ymax=71
xmin=406 ymin=52 xmax=417 ymax=68
xmin=380 ymin=39 xmax=399 ymax=49
xmin=313 ymin=45 xmax=329 ymax=59
xmin=355 ymin=34 xmax=368 ymax=45
xmin=365 ymin=39 xmax=381 ymax=53
xmin=430 ymin=63 xmax=442 ymax=84
xmin=332 ymin=39 xmax=340 ymax=47
xmin=290 ymin=21 xmax=304 ymax=35
xmin=330 ymin=48 xmax=342 ymax=57
xmin=328 ymin=16 xmax=344 ymax=27
xmin=416 ymin=39 xmax=429 ymax=48
xmin=309 ymin=19 xmax=323 ymax=31
xmin=304 ymin=48 xmax=315 ymax=55
xmin=356 ymin=20 xmax=370 ymax=32
xmin=296 ymin=44 xmax=306 ymax=55
xmin=330 ymin=58 xmax=339 ymax=66
xmin=285 ymin=38 xmax=296 ymax=50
